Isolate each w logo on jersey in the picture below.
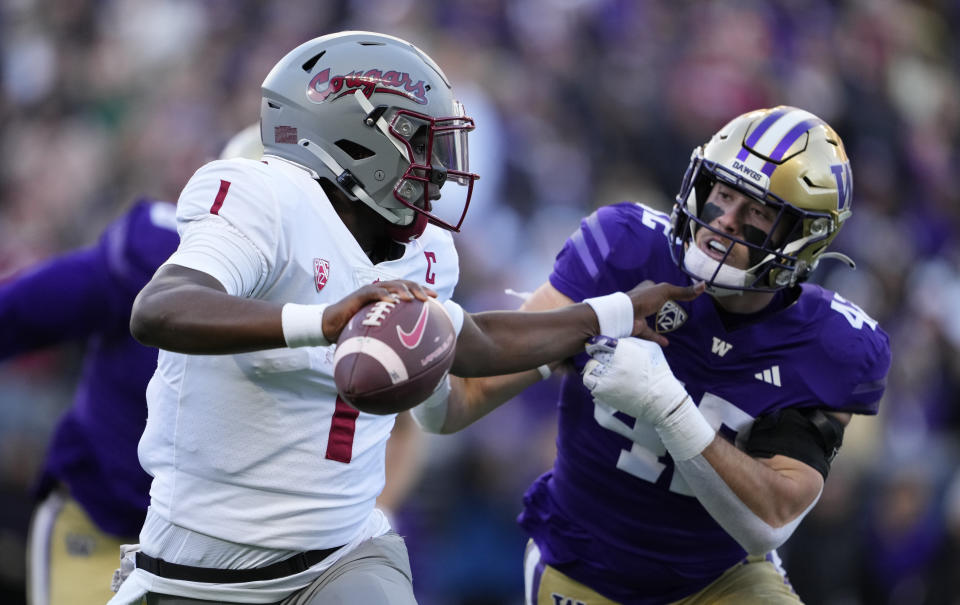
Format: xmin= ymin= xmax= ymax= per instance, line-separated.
xmin=711 ymin=337 xmax=733 ymax=357
xmin=314 ymin=258 xmax=330 ymax=292
xmin=831 ymin=162 xmax=853 ymax=211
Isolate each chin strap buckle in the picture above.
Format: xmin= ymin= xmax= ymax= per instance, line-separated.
xmin=336 ymin=169 xmax=360 ymax=191
xmin=363 ymin=105 xmax=389 ymax=127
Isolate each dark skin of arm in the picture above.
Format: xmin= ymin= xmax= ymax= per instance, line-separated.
xmin=132 ymin=182 xmax=704 ymax=371
xmin=130 ymin=264 xmax=704 ymax=374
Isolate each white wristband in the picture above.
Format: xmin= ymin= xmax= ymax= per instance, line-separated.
xmin=281 ymin=303 xmax=330 ymax=348
xmin=655 ymin=396 xmax=716 ymax=461
xmin=536 ymin=364 xmax=552 ymax=380
xmin=583 ymin=291 xmax=633 ymax=337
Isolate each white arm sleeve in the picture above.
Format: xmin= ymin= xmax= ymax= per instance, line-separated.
xmin=409 ymin=374 xmax=451 ymax=433
xmin=674 ymin=454 xmax=820 ymax=555
xmin=411 ymin=298 xmax=462 ymax=433
xmin=162 ymin=215 xmax=266 ymax=297
xmin=441 ymin=298 xmax=465 ymax=336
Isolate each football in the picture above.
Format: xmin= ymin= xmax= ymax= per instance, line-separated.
xmin=333 ymin=296 xmax=456 ymax=415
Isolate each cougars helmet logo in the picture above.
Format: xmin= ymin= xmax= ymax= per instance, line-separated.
xmin=307 ymin=68 xmax=429 ymax=105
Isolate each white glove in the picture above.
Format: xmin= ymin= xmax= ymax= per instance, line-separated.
xmin=583 ymin=336 xmax=689 ymax=425
xmin=111 ymin=543 xmax=140 ymax=592
xmin=583 ymin=336 xmax=714 ymax=460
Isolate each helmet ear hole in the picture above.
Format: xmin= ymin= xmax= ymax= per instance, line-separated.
xmin=335 ymin=139 xmax=375 ymax=160
xmin=301 ymin=52 xmax=325 ymax=72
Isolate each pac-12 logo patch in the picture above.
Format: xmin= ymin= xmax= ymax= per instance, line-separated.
xmin=314 ymin=258 xmax=330 ymax=292
xmin=656 ymin=300 xmax=688 ymax=333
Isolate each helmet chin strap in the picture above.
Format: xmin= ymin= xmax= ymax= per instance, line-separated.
xmin=814 ymin=251 xmax=856 ymax=270
xmin=297 ymin=137 xmax=412 ymax=226
xmin=388 ymin=212 xmax=428 ymax=243
xmin=683 ymin=244 xmax=747 ymax=297
xmin=353 ymin=90 xmax=411 ymax=161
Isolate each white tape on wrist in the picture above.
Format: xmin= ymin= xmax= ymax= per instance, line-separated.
xmin=281 ymin=303 xmax=330 ymax=348
xmin=536 ymin=364 xmax=552 ymax=380
xmin=583 ymin=291 xmax=633 ymax=337
xmin=655 ymin=396 xmax=715 ymax=461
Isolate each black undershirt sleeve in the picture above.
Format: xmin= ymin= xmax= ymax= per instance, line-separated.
xmin=745 ymin=408 xmax=845 ymax=479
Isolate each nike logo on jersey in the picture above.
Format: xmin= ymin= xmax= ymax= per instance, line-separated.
xmin=711 ymin=337 xmax=733 ymax=357
xmin=397 ymin=303 xmax=430 ymax=349
xmin=755 ymin=365 xmax=782 ymax=386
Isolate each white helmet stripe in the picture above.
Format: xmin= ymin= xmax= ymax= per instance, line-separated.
xmin=353 ymin=90 xmax=411 ymax=162
xmin=747 ymin=108 xmax=819 ymax=158
xmin=297 ymin=137 xmax=403 ymax=223
xmin=736 ymin=108 xmax=825 ymax=180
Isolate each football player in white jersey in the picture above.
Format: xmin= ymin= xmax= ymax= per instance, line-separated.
xmin=110 ymin=31 xmax=700 ymax=605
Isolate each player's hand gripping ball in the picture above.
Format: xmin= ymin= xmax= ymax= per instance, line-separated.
xmin=333 ymin=296 xmax=456 ymax=415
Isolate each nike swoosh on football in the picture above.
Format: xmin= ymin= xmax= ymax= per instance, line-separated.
xmin=397 ymin=303 xmax=430 ymax=349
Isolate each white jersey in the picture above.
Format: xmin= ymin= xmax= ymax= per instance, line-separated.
xmin=138 ymin=157 xmax=460 ymax=551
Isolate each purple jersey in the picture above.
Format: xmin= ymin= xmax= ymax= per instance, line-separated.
xmin=518 ymin=202 xmax=890 ymax=604
xmin=0 ymin=199 xmax=178 ymax=537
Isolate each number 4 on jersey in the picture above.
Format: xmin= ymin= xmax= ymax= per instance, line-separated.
xmin=830 ymin=293 xmax=878 ymax=330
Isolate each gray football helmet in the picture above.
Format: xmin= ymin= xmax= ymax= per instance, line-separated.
xmin=671 ymin=106 xmax=855 ymax=293
xmin=260 ymin=31 xmax=478 ymax=241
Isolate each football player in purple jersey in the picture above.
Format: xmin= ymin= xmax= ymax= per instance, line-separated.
xmin=419 ymin=106 xmax=891 ymax=604
xmin=0 ymin=197 xmax=179 ymax=605
xmin=2 ymin=126 xmax=283 ymax=605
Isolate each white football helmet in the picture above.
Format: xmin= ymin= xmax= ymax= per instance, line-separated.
xmin=260 ymin=31 xmax=479 ymax=241
xmin=671 ymin=106 xmax=855 ymax=293
xmin=219 ymin=124 xmax=263 ymax=161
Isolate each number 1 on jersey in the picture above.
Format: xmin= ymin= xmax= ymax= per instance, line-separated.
xmin=326 ymin=396 xmax=359 ymax=463
xmin=210 ymin=180 xmax=232 ymax=215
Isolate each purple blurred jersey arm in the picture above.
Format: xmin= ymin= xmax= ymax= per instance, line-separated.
xmin=0 ymin=245 xmax=122 ymax=356
xmin=0 ymin=199 xmax=177 ymax=358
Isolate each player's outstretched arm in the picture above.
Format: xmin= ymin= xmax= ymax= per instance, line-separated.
xmin=130 ymin=264 xmax=433 ymax=354
xmin=431 ymin=282 xmax=573 ymax=434
xmin=450 ymin=280 xmax=703 ymax=378
xmin=0 ymin=246 xmax=117 ymax=359
xmin=412 ymin=280 xmax=703 ymax=434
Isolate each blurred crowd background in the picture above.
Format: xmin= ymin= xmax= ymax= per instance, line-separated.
xmin=1 ymin=0 xmax=959 ymax=604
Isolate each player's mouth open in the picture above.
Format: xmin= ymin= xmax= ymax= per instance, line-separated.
xmin=701 ymin=237 xmax=730 ymax=261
